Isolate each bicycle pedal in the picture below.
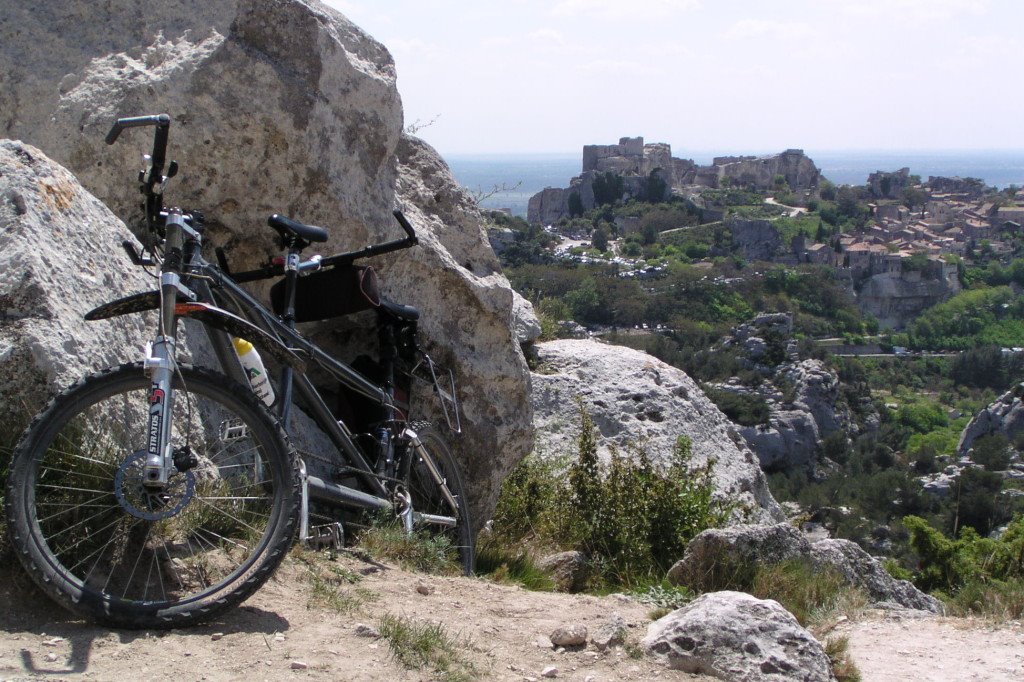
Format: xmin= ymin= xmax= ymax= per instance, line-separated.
xmin=303 ymin=522 xmax=345 ymax=550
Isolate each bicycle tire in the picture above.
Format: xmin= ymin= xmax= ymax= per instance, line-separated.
xmin=5 ymin=362 xmax=300 ymax=628
xmin=404 ymin=425 xmax=475 ymax=575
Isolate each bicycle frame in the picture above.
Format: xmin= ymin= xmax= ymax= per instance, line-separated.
xmin=96 ymin=114 xmax=463 ymax=548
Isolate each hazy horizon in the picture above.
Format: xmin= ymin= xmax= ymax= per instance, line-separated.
xmin=324 ymin=0 xmax=1024 ymax=155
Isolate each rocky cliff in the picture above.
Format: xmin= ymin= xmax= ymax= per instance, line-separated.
xmin=957 ymin=383 xmax=1024 ymax=456
xmin=0 ymin=0 xmax=534 ymax=524
xmin=857 ymin=270 xmax=961 ymax=329
xmin=530 ymin=339 xmax=784 ymax=523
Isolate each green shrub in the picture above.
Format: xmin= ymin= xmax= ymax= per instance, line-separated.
xmin=911 ymin=514 xmax=1024 ymax=588
xmin=489 ymin=402 xmax=729 ymax=589
xmin=704 ymin=388 xmax=770 ymax=427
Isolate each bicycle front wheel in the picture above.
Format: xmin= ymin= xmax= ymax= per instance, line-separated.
xmin=404 ymin=425 xmax=475 ymax=575
xmin=5 ymin=362 xmax=299 ymax=628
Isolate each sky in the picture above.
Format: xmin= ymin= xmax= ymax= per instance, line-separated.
xmin=323 ymin=0 xmax=1024 ymax=155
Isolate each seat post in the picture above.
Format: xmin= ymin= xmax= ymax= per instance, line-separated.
xmin=276 ymin=247 xmax=302 ymax=425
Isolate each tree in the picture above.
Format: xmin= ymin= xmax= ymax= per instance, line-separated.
xmin=592 ymin=225 xmax=609 ymax=252
xmin=592 ymin=172 xmax=625 ymax=207
xmin=642 ymin=170 xmax=668 ymax=203
xmin=568 ymin=191 xmax=584 ymax=217
xmin=902 ymin=187 xmax=929 ymax=215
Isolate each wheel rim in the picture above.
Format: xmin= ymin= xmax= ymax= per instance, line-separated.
xmin=25 ymin=373 xmax=285 ymax=611
xmin=404 ymin=431 xmax=473 ymax=574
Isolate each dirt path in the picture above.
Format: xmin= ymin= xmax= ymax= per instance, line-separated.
xmin=0 ymin=554 xmax=710 ymax=681
xmin=836 ymin=609 xmax=1024 ymax=681
xmin=5 ymin=555 xmax=1024 ymax=681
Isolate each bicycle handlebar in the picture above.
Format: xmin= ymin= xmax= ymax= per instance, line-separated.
xmin=106 ymin=114 xmax=173 ymax=230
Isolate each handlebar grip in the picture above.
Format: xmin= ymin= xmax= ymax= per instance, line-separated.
xmin=392 ymin=209 xmax=417 ymax=242
xmin=105 ymin=114 xmax=171 ymax=145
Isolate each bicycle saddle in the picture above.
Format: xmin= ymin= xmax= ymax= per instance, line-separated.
xmin=268 ymin=214 xmax=329 ymax=249
xmin=380 ymin=297 xmax=419 ymax=321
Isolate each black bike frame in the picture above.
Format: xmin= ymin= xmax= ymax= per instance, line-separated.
xmin=188 ymin=257 xmax=394 ymax=499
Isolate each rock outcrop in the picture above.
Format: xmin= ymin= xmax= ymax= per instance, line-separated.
xmin=0 ymin=141 xmax=157 ymax=431
xmin=718 ymin=315 xmax=853 ymax=473
xmin=0 ymin=0 xmax=533 ymax=525
xmin=714 ymin=149 xmax=821 ymax=193
xmin=809 ymin=539 xmax=944 ymax=613
xmin=643 ymin=591 xmax=837 ymax=681
xmin=530 ymin=339 xmax=784 ymax=523
xmin=857 ymin=270 xmax=961 ymax=330
xmin=666 ymin=523 xmax=944 ymax=614
xmin=957 ymin=383 xmax=1024 ymax=456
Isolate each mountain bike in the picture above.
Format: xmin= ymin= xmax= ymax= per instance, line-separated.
xmin=4 ymin=114 xmax=473 ymax=629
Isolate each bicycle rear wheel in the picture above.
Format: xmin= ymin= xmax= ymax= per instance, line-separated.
xmin=5 ymin=362 xmax=299 ymax=628
xmin=403 ymin=425 xmax=474 ymax=575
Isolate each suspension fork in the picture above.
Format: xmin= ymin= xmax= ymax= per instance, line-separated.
xmin=142 ymin=210 xmax=197 ymax=488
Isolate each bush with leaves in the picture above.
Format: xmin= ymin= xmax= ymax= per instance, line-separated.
xmin=903 ymin=514 xmax=1024 ymax=618
xmin=489 ymin=401 xmax=729 ymax=588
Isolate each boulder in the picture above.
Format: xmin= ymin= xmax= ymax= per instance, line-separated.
xmin=0 ymin=141 xmax=157 ymax=434
xmin=511 ymin=291 xmax=542 ymax=345
xmin=0 ymin=0 xmax=534 ymax=525
xmin=642 ymin=591 xmax=836 ymax=681
xmin=809 ymin=539 xmax=944 ymax=614
xmin=666 ymin=523 xmax=941 ymax=613
xmin=536 ymin=551 xmax=589 ymax=593
xmin=957 ymin=384 xmax=1024 ymax=456
xmin=530 ymin=339 xmax=784 ymax=524
xmin=666 ymin=524 xmax=809 ymax=588
xmin=739 ymin=409 xmax=820 ymax=472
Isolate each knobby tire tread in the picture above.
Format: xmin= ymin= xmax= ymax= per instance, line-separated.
xmin=4 ymin=362 xmax=300 ymax=629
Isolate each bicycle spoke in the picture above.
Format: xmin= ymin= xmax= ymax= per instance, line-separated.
xmin=37 ymin=493 xmax=118 ymax=523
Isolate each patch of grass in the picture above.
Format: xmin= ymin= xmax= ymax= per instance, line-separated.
xmin=945 ymin=578 xmax=1024 ymax=620
xmin=475 ymin=538 xmax=554 ymax=591
xmin=378 ymin=612 xmax=477 ymax=682
xmin=825 ymin=636 xmax=861 ymax=682
xmin=750 ymin=560 xmax=868 ymax=629
xmin=357 ymin=520 xmax=461 ymax=575
xmin=294 ymin=549 xmax=374 ymax=614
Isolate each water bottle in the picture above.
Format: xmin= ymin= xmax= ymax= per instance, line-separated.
xmin=232 ymin=337 xmax=275 ymax=407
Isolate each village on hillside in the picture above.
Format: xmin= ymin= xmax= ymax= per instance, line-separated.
xmin=503 ymin=137 xmax=1023 ymax=330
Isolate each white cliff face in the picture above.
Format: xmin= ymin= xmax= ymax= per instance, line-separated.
xmin=0 ymin=0 xmax=533 ymax=524
xmin=530 ymin=339 xmax=784 ymax=524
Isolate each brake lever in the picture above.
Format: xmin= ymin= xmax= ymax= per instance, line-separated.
xmin=122 ymin=240 xmax=155 ymax=267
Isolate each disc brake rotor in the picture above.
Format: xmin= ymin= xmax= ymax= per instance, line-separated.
xmin=114 ymin=450 xmax=195 ymax=521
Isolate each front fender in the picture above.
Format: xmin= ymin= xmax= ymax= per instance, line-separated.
xmin=85 ymin=293 xmax=305 ymax=372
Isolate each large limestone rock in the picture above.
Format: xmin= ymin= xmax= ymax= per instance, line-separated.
xmin=957 ymin=383 xmax=1024 ymax=456
xmin=858 ymin=271 xmax=960 ymax=329
xmin=666 ymin=523 xmax=942 ymax=613
xmin=714 ymin=150 xmax=821 ymax=192
xmin=530 ymin=339 xmax=784 ymax=523
xmin=666 ymin=523 xmax=810 ymax=587
xmin=0 ymin=141 xmax=156 ymax=433
xmin=643 ymin=591 xmax=836 ymax=681
xmin=739 ymin=408 xmax=820 ymax=472
xmin=0 ymin=0 xmax=533 ymax=524
xmin=810 ymin=539 xmax=944 ymax=614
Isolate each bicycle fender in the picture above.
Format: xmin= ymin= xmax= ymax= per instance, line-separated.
xmin=172 ymin=302 xmax=307 ymax=372
xmin=85 ymin=294 xmax=305 ymax=372
xmin=84 ymin=291 xmax=160 ymax=321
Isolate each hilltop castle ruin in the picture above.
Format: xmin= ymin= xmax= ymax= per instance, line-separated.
xmin=527 ymin=136 xmax=822 ymax=224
